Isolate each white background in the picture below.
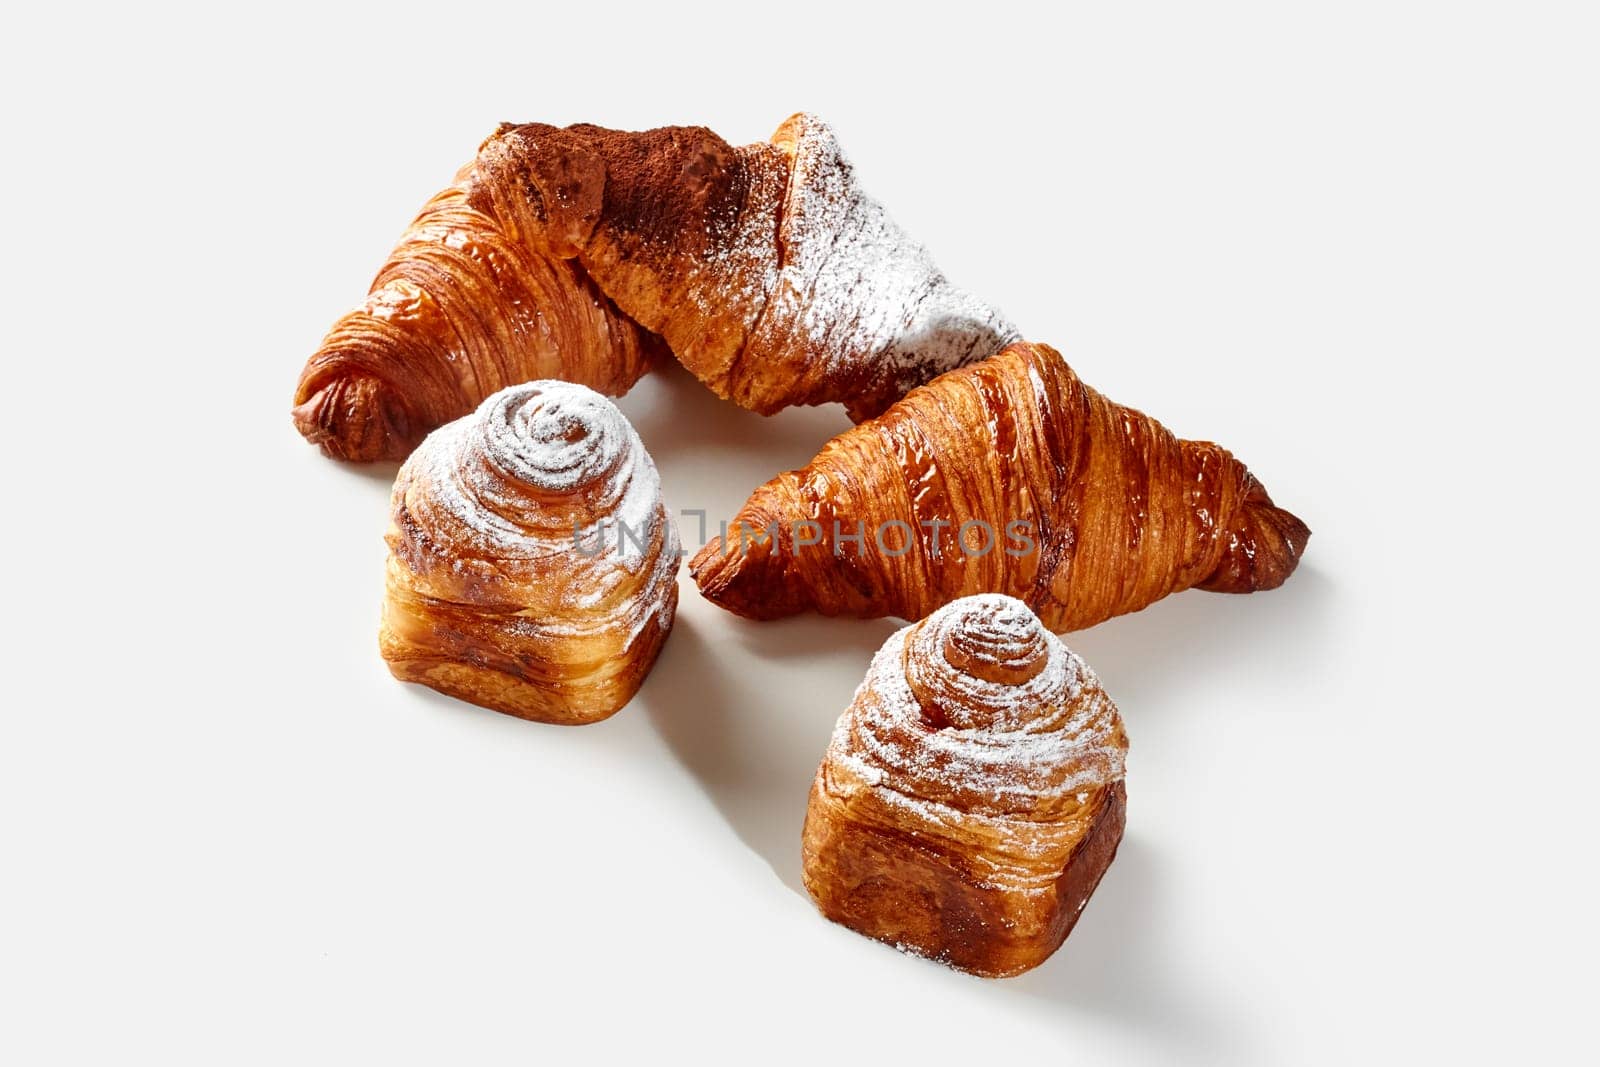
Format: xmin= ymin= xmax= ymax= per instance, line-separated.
xmin=3 ymin=3 xmax=1595 ymax=1063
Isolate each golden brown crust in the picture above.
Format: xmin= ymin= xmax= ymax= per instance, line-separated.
xmin=803 ymin=778 xmax=1125 ymax=978
xmin=691 ymin=341 xmax=1310 ymax=631
xmin=379 ymin=558 xmax=678 ymax=724
xmin=379 ymin=383 xmax=678 ymax=724
xmin=800 ymin=596 xmax=1129 ymax=977
xmin=292 ymin=161 xmax=664 ymax=463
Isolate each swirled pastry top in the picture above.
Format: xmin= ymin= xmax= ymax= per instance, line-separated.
xmin=821 ymin=595 xmax=1127 ymax=886
xmin=389 ymin=381 xmax=678 ymax=623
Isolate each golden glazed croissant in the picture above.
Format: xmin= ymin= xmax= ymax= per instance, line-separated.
xmin=380 ymin=382 xmax=678 ymax=724
xmin=292 ymin=161 xmax=665 ymax=462
xmin=803 ymin=594 xmax=1128 ymax=978
xmin=293 ymin=112 xmax=1015 ymax=460
xmin=692 ymin=341 xmax=1309 ymax=631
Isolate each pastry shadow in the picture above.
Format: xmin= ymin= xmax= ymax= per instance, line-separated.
xmin=1064 ymin=562 xmax=1337 ymax=713
xmin=335 ymin=458 xmax=402 ymax=487
xmin=1002 ymin=838 xmax=1227 ymax=1052
xmin=640 ymin=610 xmax=898 ymax=897
xmin=614 ymin=357 xmax=850 ymax=470
xmin=386 ymin=660 xmax=671 ymax=766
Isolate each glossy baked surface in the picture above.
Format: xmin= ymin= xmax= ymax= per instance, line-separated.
xmin=693 ymin=341 xmax=1309 ymax=631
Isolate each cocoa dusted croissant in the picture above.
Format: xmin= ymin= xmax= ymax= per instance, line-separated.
xmin=293 ymin=161 xmax=665 ymax=462
xmin=803 ymin=594 xmax=1128 ymax=977
xmin=476 ymin=112 xmax=1015 ymax=420
xmin=692 ymin=341 xmax=1309 ymax=631
xmin=293 ymin=112 xmax=1016 ymax=460
xmin=380 ymin=381 xmax=678 ymax=724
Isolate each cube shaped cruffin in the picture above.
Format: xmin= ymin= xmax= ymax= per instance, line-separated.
xmin=380 ymin=382 xmax=679 ymax=724
xmin=802 ymin=594 xmax=1128 ymax=977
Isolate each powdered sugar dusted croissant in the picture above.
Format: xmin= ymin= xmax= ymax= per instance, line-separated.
xmin=467 ymin=112 xmax=1017 ymax=420
xmin=292 ymin=161 xmax=664 ymax=462
xmin=692 ymin=340 xmax=1309 ymax=631
xmin=802 ymin=594 xmax=1128 ymax=978
xmin=379 ymin=382 xmax=678 ymax=723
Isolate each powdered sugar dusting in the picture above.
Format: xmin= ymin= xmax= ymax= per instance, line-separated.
xmin=690 ymin=114 xmax=1017 ymax=411
xmin=827 ymin=595 xmax=1126 ymax=817
xmin=780 ymin=115 xmax=1018 ymax=396
xmin=392 ymin=381 xmax=679 ymax=642
xmin=409 ymin=382 xmax=672 ymax=571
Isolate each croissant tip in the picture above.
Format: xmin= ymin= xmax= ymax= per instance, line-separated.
xmin=1199 ymin=492 xmax=1312 ymax=594
xmin=688 ymin=537 xmax=753 ymax=614
xmin=291 ymin=375 xmax=416 ymax=464
xmin=689 ymin=531 xmax=801 ymax=620
xmin=686 ymin=536 xmax=722 ymax=578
